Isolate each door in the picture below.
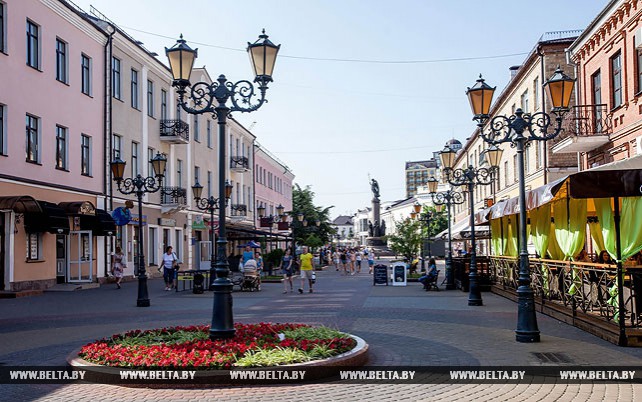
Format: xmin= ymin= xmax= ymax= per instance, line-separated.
xmin=198 ymin=241 xmax=211 ymax=270
xmin=56 ymin=234 xmax=66 ymax=284
xmin=68 ymin=230 xmax=92 ymax=282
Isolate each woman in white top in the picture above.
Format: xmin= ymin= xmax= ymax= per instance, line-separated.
xmin=162 ymin=246 xmax=177 ymax=291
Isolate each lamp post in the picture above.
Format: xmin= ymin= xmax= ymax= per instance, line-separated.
xmin=466 ymin=67 xmax=575 ymax=342
xmin=167 ymin=31 xmax=279 ymax=340
xmin=412 ymin=202 xmax=434 ymax=271
xmin=427 ymin=177 xmax=465 ymax=290
xmin=439 ymin=145 xmax=501 ymax=306
xmin=192 ymin=180 xmax=233 ymax=289
xmin=110 ymin=153 xmax=167 ymax=307
xmin=257 ymin=204 xmax=285 ymax=252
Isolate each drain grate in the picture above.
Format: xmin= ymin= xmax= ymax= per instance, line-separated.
xmin=531 ymin=352 xmax=573 ymax=364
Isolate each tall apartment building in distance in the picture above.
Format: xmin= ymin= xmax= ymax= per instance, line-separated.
xmin=404 ymin=159 xmax=439 ymax=198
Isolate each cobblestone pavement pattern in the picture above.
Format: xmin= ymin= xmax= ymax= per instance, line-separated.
xmin=1 ymin=259 xmax=642 ymax=401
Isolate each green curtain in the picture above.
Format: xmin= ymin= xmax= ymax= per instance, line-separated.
xmin=490 ymin=218 xmax=503 ymax=256
xmin=504 ymin=215 xmax=518 ymax=257
xmin=593 ymin=197 xmax=642 ymax=322
xmin=588 ymin=220 xmax=605 ymax=254
xmin=530 ymin=205 xmax=551 ymax=295
xmin=548 ymin=223 xmax=565 ymax=260
xmin=553 ymin=198 xmax=587 ymax=260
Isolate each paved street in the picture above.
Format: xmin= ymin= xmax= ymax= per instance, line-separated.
xmin=2 ymin=259 xmax=642 ymax=401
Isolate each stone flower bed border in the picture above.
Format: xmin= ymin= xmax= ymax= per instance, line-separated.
xmin=66 ymin=325 xmax=368 ymax=387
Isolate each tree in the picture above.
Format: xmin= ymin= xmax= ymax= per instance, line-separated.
xmin=423 ymin=205 xmax=448 ymax=239
xmin=291 ymin=184 xmax=334 ymax=247
xmin=387 ymin=218 xmax=422 ymax=262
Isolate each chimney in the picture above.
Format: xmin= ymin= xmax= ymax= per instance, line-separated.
xmin=509 ymin=65 xmax=521 ymax=79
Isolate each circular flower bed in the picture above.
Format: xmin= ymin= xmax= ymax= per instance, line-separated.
xmin=79 ymin=323 xmax=356 ymax=369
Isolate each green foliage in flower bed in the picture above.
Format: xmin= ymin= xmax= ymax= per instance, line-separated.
xmin=79 ymin=323 xmax=356 ymax=369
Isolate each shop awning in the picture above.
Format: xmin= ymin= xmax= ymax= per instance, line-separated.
xmin=228 ymin=226 xmax=293 ymax=241
xmin=80 ymin=209 xmax=116 ymax=236
xmin=0 ymin=195 xmax=42 ymax=213
xmin=24 ymin=201 xmax=70 ymax=234
xmin=58 ymin=201 xmax=96 ymax=216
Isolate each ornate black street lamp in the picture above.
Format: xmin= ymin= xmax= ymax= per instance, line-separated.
xmin=466 ymin=67 xmax=575 ymax=342
xmin=167 ymin=31 xmax=279 ymax=340
xmin=411 ymin=202 xmax=434 ymax=271
xmin=257 ymin=204 xmax=286 ymax=252
xmin=427 ymin=177 xmax=465 ymax=290
xmin=110 ymin=153 xmax=167 ymax=307
xmin=439 ymin=145 xmax=501 ymax=306
xmin=192 ymin=180 xmax=233 ymax=289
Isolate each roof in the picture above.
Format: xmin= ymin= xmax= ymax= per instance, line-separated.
xmin=332 ymin=215 xmax=353 ymax=225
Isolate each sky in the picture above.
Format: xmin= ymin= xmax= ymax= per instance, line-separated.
xmin=71 ymin=0 xmax=607 ymax=218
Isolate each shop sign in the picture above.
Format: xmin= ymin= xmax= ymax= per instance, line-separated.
xmin=130 ymin=214 xmax=147 ymax=226
xmin=159 ymin=218 xmax=176 ymax=227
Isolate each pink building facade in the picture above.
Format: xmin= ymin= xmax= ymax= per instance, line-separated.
xmin=254 ymin=143 xmax=294 ymax=245
xmin=0 ymin=0 xmax=108 ymax=291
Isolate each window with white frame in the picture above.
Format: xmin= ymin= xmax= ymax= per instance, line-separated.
xmin=131 ymin=142 xmax=139 ymax=176
xmin=174 ymin=229 xmax=182 ymax=260
xmin=193 ymin=115 xmax=199 ymax=141
xmin=81 ymin=134 xmax=91 ymax=176
xmin=147 ymin=80 xmax=154 ymax=117
xmin=194 ymin=166 xmax=200 ymax=184
xmin=56 ymin=38 xmax=68 ymax=83
xmin=26 ymin=20 xmax=39 ymax=69
xmin=520 ymin=89 xmax=529 ymax=113
xmin=611 ymin=52 xmax=622 ymax=108
xmin=0 ymin=104 xmax=5 ymax=156
xmin=131 ymin=69 xmax=139 ymax=109
xmin=81 ymin=54 xmax=91 ymax=96
xmin=177 ymin=159 xmax=183 ymax=188
xmin=112 ymin=57 xmax=121 ymax=99
xmin=26 ymin=114 xmax=39 ymax=163
xmin=26 ymin=233 xmax=41 ymax=261
xmin=160 ymin=89 xmax=167 ymax=120
xmin=55 ymin=125 xmax=67 ymax=170
xmin=207 ymin=170 xmax=212 ymax=197
xmin=112 ymin=134 xmax=122 ymax=160
xmin=207 ymin=120 xmax=212 ymax=148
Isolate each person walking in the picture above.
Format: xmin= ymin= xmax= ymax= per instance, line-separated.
xmin=348 ymin=248 xmax=356 ymax=275
xmin=333 ymin=249 xmax=340 ymax=271
xmin=279 ymin=248 xmax=294 ymax=293
xmin=161 ymin=246 xmax=178 ymax=291
xmin=355 ymin=248 xmax=363 ymax=274
xmin=110 ymin=246 xmax=125 ymax=289
xmin=367 ymin=249 xmax=376 ymax=274
xmin=298 ymin=246 xmax=315 ymax=293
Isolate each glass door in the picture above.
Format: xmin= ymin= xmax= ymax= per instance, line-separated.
xmin=56 ymin=234 xmax=66 ymax=284
xmin=68 ymin=230 xmax=92 ymax=282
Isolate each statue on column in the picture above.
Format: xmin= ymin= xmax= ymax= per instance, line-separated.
xmin=370 ymin=178 xmax=380 ymax=199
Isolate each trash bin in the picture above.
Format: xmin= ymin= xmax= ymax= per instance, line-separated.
xmin=193 ymin=273 xmax=205 ymax=294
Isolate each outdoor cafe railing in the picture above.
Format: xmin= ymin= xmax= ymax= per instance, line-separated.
xmin=489 ymin=256 xmax=642 ymax=329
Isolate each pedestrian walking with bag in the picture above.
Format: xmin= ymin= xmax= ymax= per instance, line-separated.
xmin=161 ymin=246 xmax=178 ymax=291
xmin=279 ymin=248 xmax=294 ymax=293
xmin=110 ymin=246 xmax=125 ymax=289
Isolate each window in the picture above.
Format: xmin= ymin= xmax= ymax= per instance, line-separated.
xmin=112 ymin=134 xmax=122 ymax=159
xmin=160 ymin=89 xmax=167 ymax=120
xmin=177 ymin=159 xmax=182 ymax=188
xmin=535 ymin=142 xmax=541 ymax=169
xmin=26 ymin=20 xmax=39 ymax=68
xmin=56 ymin=39 xmax=68 ymax=83
xmin=533 ymin=77 xmax=539 ymax=110
xmin=503 ymin=161 xmax=509 ymax=188
xmin=611 ymin=52 xmax=622 ymax=108
xmin=194 ymin=166 xmax=200 ymax=184
xmin=511 ymin=103 xmax=516 ymax=115
xmin=207 ymin=120 xmax=212 ymax=148
xmin=174 ymin=230 xmax=182 ymax=260
xmin=147 ymin=80 xmax=154 ymax=117
xmin=112 ymin=57 xmax=121 ymax=99
xmin=26 ymin=114 xmax=39 ymax=163
xmin=0 ymin=2 xmax=5 ymax=53
xmin=81 ymin=54 xmax=91 ymax=95
xmin=520 ymin=90 xmax=529 ymax=113
xmin=207 ymin=171 xmax=212 ymax=197
xmin=131 ymin=69 xmax=139 ymax=109
xmin=524 ymin=146 xmax=529 ymax=173
xmin=193 ymin=115 xmax=199 ymax=141
xmin=512 ymin=154 xmax=517 ymax=183
xmin=148 ymin=147 xmax=154 ymax=176
xmin=0 ymin=104 xmax=5 ymax=156
xmin=131 ymin=142 xmax=139 ymax=177
xmin=27 ymin=233 xmax=41 ymax=261
xmin=81 ymin=134 xmax=91 ymax=176
xmin=638 ymin=45 xmax=642 ymax=94
xmin=55 ymin=125 xmax=67 ymax=169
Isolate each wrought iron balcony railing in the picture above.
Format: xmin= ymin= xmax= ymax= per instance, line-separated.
xmin=160 ymin=186 xmax=187 ymax=206
xmin=160 ymin=119 xmax=190 ymax=143
xmin=555 ymin=104 xmax=612 ymax=143
xmin=230 ymin=156 xmax=250 ymax=171
xmin=231 ymin=204 xmax=247 ymax=217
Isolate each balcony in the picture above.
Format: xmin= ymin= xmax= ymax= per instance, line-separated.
xmin=551 ymin=105 xmax=612 ymax=154
xmin=160 ymin=119 xmax=189 ymax=144
xmin=160 ymin=186 xmax=187 ymax=214
xmin=230 ymin=156 xmax=250 ymax=172
xmin=231 ymin=204 xmax=247 ymax=217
